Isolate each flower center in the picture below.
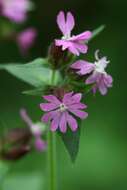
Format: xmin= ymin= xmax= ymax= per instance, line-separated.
xmin=62 ymin=34 xmax=71 ymax=40
xmin=59 ymin=103 xmax=68 ymax=112
xmin=95 ymin=60 xmax=106 ymax=74
xmin=94 ymin=50 xmax=109 ymax=74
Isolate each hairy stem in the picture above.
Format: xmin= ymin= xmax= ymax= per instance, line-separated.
xmin=47 ymin=70 xmax=57 ymax=190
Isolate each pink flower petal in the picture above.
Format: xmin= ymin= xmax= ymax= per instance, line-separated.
xmin=71 ymin=60 xmax=94 ymax=75
xmin=41 ymin=112 xmax=51 ymax=123
xmin=85 ymin=71 xmax=99 ymax=84
xmin=98 ymin=79 xmax=107 ymax=95
xmin=66 ymin=112 xmax=78 ymax=132
xmin=43 ymin=95 xmax=61 ymax=104
xmin=74 ymin=43 xmax=88 ymax=54
xmin=57 ymin=11 xmax=66 ymax=36
xmin=55 ymin=40 xmax=70 ymax=50
xmin=70 ymin=31 xmax=92 ymax=41
xmin=104 ymin=74 xmax=113 ymax=87
xmin=41 ymin=111 xmax=57 ymax=123
xmin=63 ymin=93 xmax=82 ymax=106
xmin=50 ymin=112 xmax=61 ymax=132
xmin=63 ymin=92 xmax=73 ymax=103
xmin=66 ymin=12 xmax=75 ymax=36
xmin=34 ymin=138 xmax=47 ymax=152
xmin=59 ymin=112 xmax=67 ymax=133
xmin=55 ymin=38 xmax=90 ymax=56
xmin=70 ymin=93 xmax=82 ymax=103
xmin=68 ymin=45 xmax=80 ymax=56
xmin=40 ymin=103 xmax=59 ymax=112
xmin=68 ymin=103 xmax=87 ymax=110
xmin=17 ymin=28 xmax=37 ymax=55
xmin=69 ymin=108 xmax=88 ymax=119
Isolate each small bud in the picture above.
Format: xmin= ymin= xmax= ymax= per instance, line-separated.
xmin=1 ymin=145 xmax=31 ymax=161
xmin=48 ymin=42 xmax=68 ymax=69
xmin=4 ymin=128 xmax=32 ymax=144
xmin=53 ymin=87 xmax=69 ymax=100
xmin=0 ymin=128 xmax=32 ymax=161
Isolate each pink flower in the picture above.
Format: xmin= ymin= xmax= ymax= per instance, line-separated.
xmin=55 ymin=11 xmax=92 ymax=56
xmin=0 ymin=0 xmax=33 ymax=23
xmin=16 ymin=28 xmax=37 ymax=55
xmin=71 ymin=50 xmax=113 ymax=95
xmin=20 ymin=108 xmax=47 ymax=152
xmin=40 ymin=92 xmax=88 ymax=133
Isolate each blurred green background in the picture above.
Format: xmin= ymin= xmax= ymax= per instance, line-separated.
xmin=0 ymin=0 xmax=127 ymax=190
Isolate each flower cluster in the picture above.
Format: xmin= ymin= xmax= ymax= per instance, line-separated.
xmin=0 ymin=0 xmax=32 ymax=23
xmin=0 ymin=0 xmax=36 ymax=56
xmin=40 ymin=11 xmax=113 ymax=133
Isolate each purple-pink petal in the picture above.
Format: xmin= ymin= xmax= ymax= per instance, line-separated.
xmin=66 ymin=113 xmax=78 ymax=132
xmin=98 ymin=79 xmax=108 ymax=95
xmin=34 ymin=138 xmax=47 ymax=152
xmin=68 ymin=45 xmax=80 ymax=56
xmin=57 ymin=11 xmax=66 ymax=36
xmin=59 ymin=112 xmax=67 ymax=133
xmin=66 ymin=12 xmax=75 ymax=36
xmin=17 ymin=28 xmax=37 ymax=55
xmin=43 ymin=95 xmax=61 ymax=104
xmin=71 ymin=60 xmax=94 ymax=75
xmin=62 ymin=92 xmax=73 ymax=103
xmin=103 ymin=74 xmax=113 ymax=87
xmin=70 ymin=93 xmax=82 ymax=104
xmin=70 ymin=31 xmax=92 ymax=41
xmin=41 ymin=110 xmax=57 ymax=123
xmin=57 ymin=11 xmax=75 ymax=37
xmin=63 ymin=93 xmax=82 ymax=106
xmin=85 ymin=71 xmax=100 ymax=84
xmin=40 ymin=103 xmax=59 ymax=112
xmin=68 ymin=103 xmax=87 ymax=110
xmin=50 ymin=112 xmax=61 ymax=132
xmin=69 ymin=108 xmax=88 ymax=119
xmin=55 ymin=38 xmax=89 ymax=56
xmin=74 ymin=43 xmax=88 ymax=54
xmin=41 ymin=112 xmax=51 ymax=123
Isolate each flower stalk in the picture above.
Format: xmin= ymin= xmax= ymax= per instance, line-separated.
xmin=47 ymin=69 xmax=57 ymax=190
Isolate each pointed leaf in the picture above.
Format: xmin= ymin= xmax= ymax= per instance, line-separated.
xmin=59 ymin=127 xmax=81 ymax=162
xmin=22 ymin=86 xmax=47 ymax=96
xmin=0 ymin=58 xmax=61 ymax=87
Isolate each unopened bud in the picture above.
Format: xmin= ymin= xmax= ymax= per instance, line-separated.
xmin=53 ymin=87 xmax=70 ymax=100
xmin=48 ymin=42 xmax=68 ymax=69
xmin=1 ymin=145 xmax=31 ymax=161
xmin=0 ymin=128 xmax=32 ymax=161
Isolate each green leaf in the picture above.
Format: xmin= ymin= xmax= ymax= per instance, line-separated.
xmin=0 ymin=58 xmax=61 ymax=87
xmin=89 ymin=25 xmax=106 ymax=42
xmin=59 ymin=127 xmax=81 ymax=162
xmin=22 ymin=86 xmax=47 ymax=96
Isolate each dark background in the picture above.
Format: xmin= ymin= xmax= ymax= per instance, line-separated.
xmin=0 ymin=0 xmax=127 ymax=190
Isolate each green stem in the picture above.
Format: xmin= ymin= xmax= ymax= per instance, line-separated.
xmin=51 ymin=70 xmax=56 ymax=84
xmin=47 ymin=70 xmax=57 ymax=190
